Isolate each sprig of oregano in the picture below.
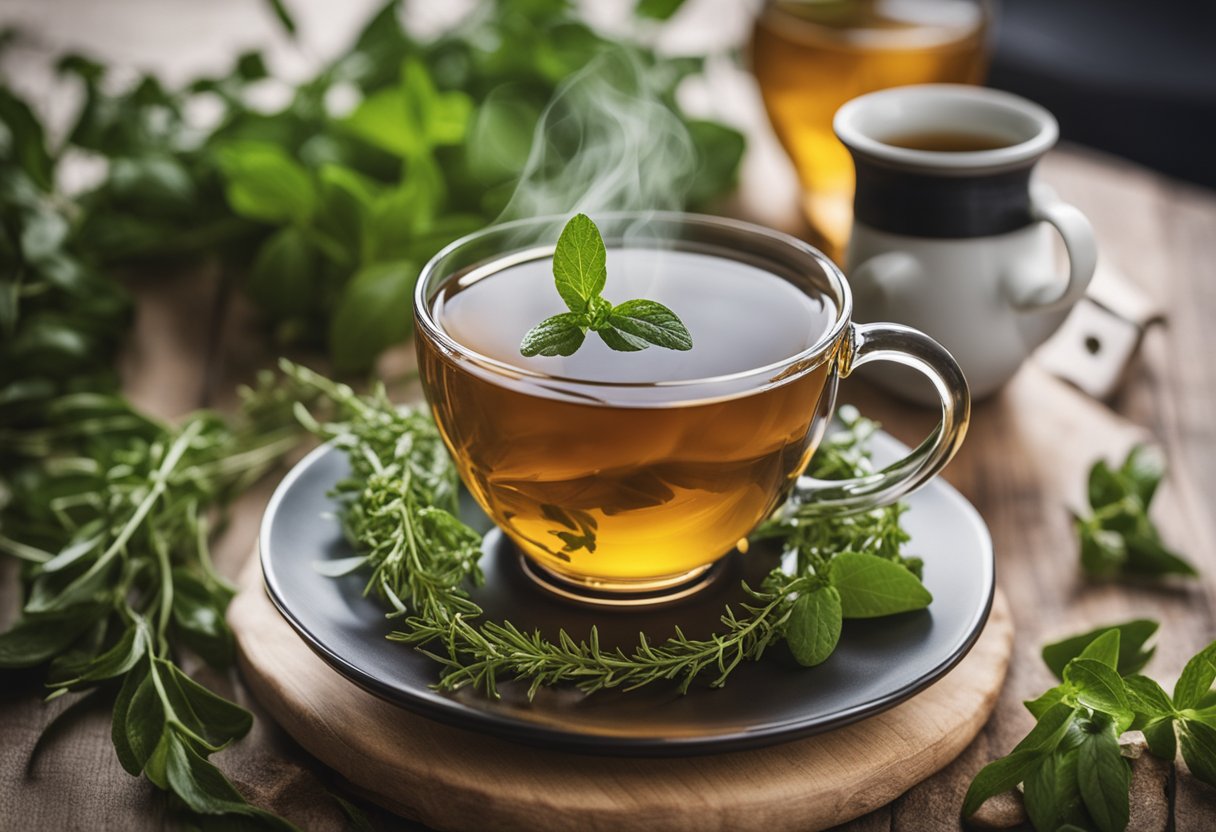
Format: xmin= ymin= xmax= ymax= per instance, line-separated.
xmin=285 ymin=363 xmax=931 ymax=696
xmin=964 ymin=620 xmax=1216 ymax=831
xmin=0 ymin=374 xmax=310 ymax=831
xmin=519 ymin=214 xmax=693 ymax=357
xmin=1077 ymin=444 xmax=1196 ymax=579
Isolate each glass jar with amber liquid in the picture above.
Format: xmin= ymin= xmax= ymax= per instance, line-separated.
xmin=751 ymin=0 xmax=992 ymax=262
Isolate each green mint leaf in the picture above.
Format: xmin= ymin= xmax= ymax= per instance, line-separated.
xmin=1064 ymin=658 xmax=1133 ymax=727
xmin=1180 ymin=719 xmax=1216 ymax=787
xmin=635 ymin=0 xmax=688 ymax=20
xmin=1142 ymin=716 xmax=1178 ymax=760
xmin=1120 ymin=444 xmax=1165 ymax=505
xmin=1024 ymin=749 xmax=1083 ymax=832
xmin=1042 ymin=619 xmax=1158 ymax=680
xmin=552 ymin=213 xmax=607 ymax=313
xmin=1087 ymin=458 xmax=1125 ymax=509
xmin=962 ymin=748 xmax=1044 ymax=817
xmin=1077 ymin=629 xmax=1121 ymax=670
xmin=329 ymin=260 xmax=418 ymax=372
xmin=786 ymin=585 xmax=842 ymax=667
xmin=520 ymin=313 xmax=587 ymax=357
xmin=1079 ymin=525 xmax=1128 ymax=577
xmin=1125 ymin=674 xmax=1176 ymax=720
xmin=1013 ymin=702 xmax=1079 ymax=754
xmin=1174 ymin=639 xmax=1216 ymax=709
xmin=0 ymin=610 xmax=101 ymax=668
xmin=1025 ymin=684 xmax=1070 ymax=720
xmin=596 ymin=326 xmax=649 ymax=352
xmin=1123 ymin=531 xmax=1198 ymax=578
xmin=1077 ymin=718 xmax=1131 ymax=832
xmin=111 ymin=662 xmax=150 ymax=775
xmin=609 ymin=299 xmax=693 ymax=351
xmin=827 ymin=552 xmax=932 ymax=618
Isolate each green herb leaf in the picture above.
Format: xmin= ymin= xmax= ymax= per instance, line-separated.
xmin=1143 ymin=716 xmax=1178 ymax=761
xmin=520 ymin=313 xmax=587 ymax=357
xmin=786 ymin=585 xmax=842 ymax=667
xmin=1120 ymin=444 xmax=1165 ymax=504
xmin=1077 ymin=629 xmax=1121 ymax=670
xmin=635 ymin=0 xmax=687 ymax=20
xmin=1180 ymin=719 xmax=1216 ymax=787
xmin=1174 ymin=639 xmax=1216 ymax=709
xmin=1064 ymin=659 xmax=1132 ymax=726
xmin=1023 ymin=748 xmax=1083 ymax=832
xmin=608 ymin=299 xmax=693 ymax=351
xmin=1125 ymin=674 xmax=1175 ymax=720
xmin=328 ymin=260 xmax=418 ymax=372
xmin=962 ymin=748 xmax=1044 ymax=817
xmin=595 ymin=326 xmax=649 ymax=352
xmin=551 ymin=213 xmax=607 ymax=313
xmin=1077 ymin=718 xmax=1130 ymax=832
xmin=214 ymin=142 xmax=316 ymax=225
xmin=263 ymin=0 xmax=297 ymax=36
xmin=827 ymin=552 xmax=932 ymax=618
xmin=1042 ymin=619 xmax=1158 ymax=680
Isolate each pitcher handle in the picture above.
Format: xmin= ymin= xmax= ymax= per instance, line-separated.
xmin=789 ymin=322 xmax=970 ymax=515
xmin=1007 ymin=189 xmax=1098 ymax=312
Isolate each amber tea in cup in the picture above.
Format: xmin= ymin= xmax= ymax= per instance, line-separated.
xmin=751 ymin=0 xmax=990 ymax=261
xmin=415 ymin=214 xmax=970 ymax=602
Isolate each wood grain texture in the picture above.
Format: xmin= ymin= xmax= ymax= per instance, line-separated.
xmin=230 ymin=553 xmax=1013 ymax=832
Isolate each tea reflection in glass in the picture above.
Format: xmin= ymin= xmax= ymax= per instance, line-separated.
xmin=751 ymin=0 xmax=991 ymax=261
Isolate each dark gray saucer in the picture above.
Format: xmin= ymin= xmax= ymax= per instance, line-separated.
xmin=260 ymin=431 xmax=994 ymax=756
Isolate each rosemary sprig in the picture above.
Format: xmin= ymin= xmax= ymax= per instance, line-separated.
xmin=288 ymin=364 xmax=930 ymax=698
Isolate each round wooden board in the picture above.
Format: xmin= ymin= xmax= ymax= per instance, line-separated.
xmin=230 ymin=556 xmax=1013 ymax=832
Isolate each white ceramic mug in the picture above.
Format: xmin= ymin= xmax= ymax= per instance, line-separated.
xmin=834 ymin=84 xmax=1097 ymax=401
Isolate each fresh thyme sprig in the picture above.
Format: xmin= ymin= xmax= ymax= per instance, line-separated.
xmin=287 ymin=364 xmax=930 ymax=698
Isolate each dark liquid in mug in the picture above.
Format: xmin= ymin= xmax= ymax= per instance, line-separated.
xmin=418 ymin=249 xmax=838 ymax=585
xmin=881 ymin=130 xmax=1015 ymax=152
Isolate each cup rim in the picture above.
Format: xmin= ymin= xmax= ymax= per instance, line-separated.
xmin=413 ymin=211 xmax=852 ymax=397
xmin=833 ymin=84 xmax=1058 ymax=174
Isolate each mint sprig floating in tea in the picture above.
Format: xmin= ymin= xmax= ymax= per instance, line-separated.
xmin=287 ymin=365 xmax=929 ymax=696
xmin=520 ymin=214 xmax=693 ymax=357
xmin=963 ymin=620 xmax=1216 ymax=831
xmin=1076 ymin=445 xmax=1196 ymax=580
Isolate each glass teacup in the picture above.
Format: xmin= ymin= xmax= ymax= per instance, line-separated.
xmin=414 ymin=213 xmax=969 ymax=602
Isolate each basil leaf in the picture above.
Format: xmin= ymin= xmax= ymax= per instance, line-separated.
xmin=1024 ymin=748 xmax=1083 ymax=832
xmin=635 ymin=0 xmax=687 ymax=20
xmin=1025 ymin=685 xmax=1069 ymax=720
xmin=1042 ymin=619 xmax=1158 ymax=680
xmin=827 ymin=552 xmax=932 ymax=618
xmin=962 ymin=747 xmax=1044 ymax=817
xmin=0 ymin=87 xmax=54 ymax=189
xmin=1077 ymin=719 xmax=1130 ymax=832
xmin=1077 ymin=629 xmax=1121 ymax=670
xmin=609 ymin=299 xmax=693 ymax=351
xmin=1079 ymin=526 xmax=1127 ymax=578
xmin=164 ymin=732 xmax=296 ymax=829
xmin=125 ymin=669 xmax=167 ymax=772
xmin=1013 ymin=702 xmax=1080 ymax=754
xmin=53 ymin=619 xmax=147 ymax=688
xmin=551 ymin=213 xmax=607 ymax=313
xmin=1123 ymin=531 xmax=1198 ymax=578
xmin=1120 ymin=444 xmax=1165 ymax=505
xmin=171 ymin=569 xmax=235 ymax=668
xmin=247 ymin=227 xmax=318 ymax=321
xmin=0 ymin=609 xmax=101 ymax=668
xmin=111 ymin=661 xmax=149 ymax=775
xmin=1143 ymin=717 xmax=1178 ymax=760
xmin=157 ymin=659 xmax=252 ymax=748
xmin=328 ymin=260 xmax=417 ymax=372
xmin=1125 ymin=674 xmax=1175 ymax=720
xmin=520 ymin=313 xmax=587 ymax=358
xmin=1175 ymin=639 xmax=1216 ymax=710
xmin=786 ymin=585 xmax=842 ymax=667
xmin=1087 ymin=459 xmax=1125 ymax=509
xmin=214 ymin=142 xmax=316 ymax=225
xmin=1064 ymin=659 xmax=1132 ymax=726
xmin=1180 ymin=719 xmax=1216 ymax=787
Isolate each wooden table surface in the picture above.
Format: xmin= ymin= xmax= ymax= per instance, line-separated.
xmin=3 ymin=2 xmax=1216 ymax=830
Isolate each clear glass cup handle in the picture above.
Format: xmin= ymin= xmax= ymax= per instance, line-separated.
xmin=790 ymin=322 xmax=971 ymax=515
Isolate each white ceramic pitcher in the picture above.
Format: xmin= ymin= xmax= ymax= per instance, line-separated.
xmin=835 ymin=85 xmax=1096 ymax=401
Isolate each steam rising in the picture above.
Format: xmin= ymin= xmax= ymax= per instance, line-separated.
xmin=496 ymin=49 xmax=697 ymax=226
